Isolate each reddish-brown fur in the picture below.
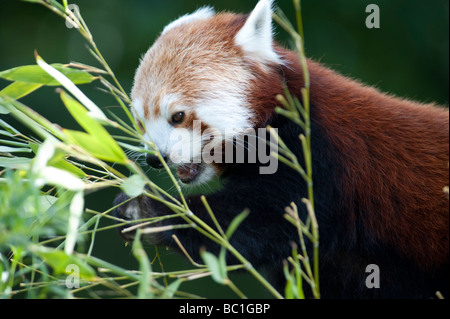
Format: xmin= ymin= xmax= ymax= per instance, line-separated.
xmin=247 ymin=43 xmax=449 ymax=270
xmin=133 ymin=14 xmax=249 ymax=120
xmin=154 ymin=13 xmax=449 ymax=270
xmin=119 ymin=8 xmax=449 ymax=297
xmin=307 ymin=61 xmax=449 ymax=269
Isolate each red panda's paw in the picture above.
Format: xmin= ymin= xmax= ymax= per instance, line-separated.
xmin=113 ymin=192 xmax=163 ymax=244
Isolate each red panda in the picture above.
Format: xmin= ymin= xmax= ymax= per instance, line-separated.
xmin=114 ymin=0 xmax=449 ymax=298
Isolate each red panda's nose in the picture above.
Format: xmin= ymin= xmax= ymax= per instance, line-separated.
xmin=146 ymin=154 xmax=167 ymax=169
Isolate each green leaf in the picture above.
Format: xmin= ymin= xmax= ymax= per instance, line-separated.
xmin=1 ymin=97 xmax=67 ymax=142
xmin=0 ymin=64 xmax=97 ymax=86
xmin=201 ymin=251 xmax=227 ymax=284
xmin=0 ymin=156 xmax=31 ymax=169
xmin=160 ymin=279 xmax=183 ymax=299
xmin=284 ymin=275 xmax=295 ymax=299
xmin=64 ymin=130 xmax=125 ymax=163
xmin=36 ymin=57 xmax=106 ymax=120
xmin=283 ymin=263 xmax=296 ymax=299
xmin=225 ymin=210 xmax=250 ymax=240
xmin=0 ymin=139 xmax=29 ymax=148
xmin=39 ymin=194 xmax=58 ymax=212
xmin=32 ymin=247 xmax=96 ymax=280
xmin=0 ymin=118 xmax=22 ymax=136
xmin=0 ymin=130 xmax=14 ymax=138
xmin=38 ymin=144 xmax=87 ymax=178
xmin=219 ymin=247 xmax=227 ymax=280
xmin=121 ymin=174 xmax=146 ymax=197
xmin=48 ymin=151 xmax=86 ymax=178
xmin=29 ymin=142 xmax=39 ymax=154
xmin=0 ymin=146 xmax=31 ymax=153
xmin=132 ymin=230 xmax=154 ymax=299
xmin=60 ymin=90 xmax=101 ymax=135
xmin=0 ymin=105 xmax=9 ymax=115
xmin=0 ymin=81 xmax=43 ymax=100
xmin=60 ymin=91 xmax=127 ymax=164
xmin=65 ymin=191 xmax=84 ymax=255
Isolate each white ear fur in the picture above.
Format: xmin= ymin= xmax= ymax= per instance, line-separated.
xmin=162 ymin=6 xmax=215 ymax=34
xmin=235 ymin=0 xmax=281 ymax=65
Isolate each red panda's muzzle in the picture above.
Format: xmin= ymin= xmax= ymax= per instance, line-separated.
xmin=177 ymin=163 xmax=203 ymax=184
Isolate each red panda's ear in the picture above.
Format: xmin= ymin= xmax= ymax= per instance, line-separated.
xmin=235 ymin=0 xmax=282 ymax=65
xmin=162 ymin=6 xmax=215 ymax=35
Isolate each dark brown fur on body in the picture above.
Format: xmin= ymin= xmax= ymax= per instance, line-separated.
xmin=242 ymin=35 xmax=449 ymax=272
xmin=277 ymin=51 xmax=449 ymax=271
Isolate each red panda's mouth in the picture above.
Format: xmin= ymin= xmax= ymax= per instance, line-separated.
xmin=176 ymin=163 xmax=203 ymax=184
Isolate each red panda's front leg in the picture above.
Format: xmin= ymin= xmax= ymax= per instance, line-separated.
xmin=113 ymin=183 xmax=296 ymax=277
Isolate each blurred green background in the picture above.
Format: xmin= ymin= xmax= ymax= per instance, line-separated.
xmin=0 ymin=0 xmax=448 ymax=298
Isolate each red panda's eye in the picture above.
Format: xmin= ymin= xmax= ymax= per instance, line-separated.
xmin=171 ymin=112 xmax=185 ymax=125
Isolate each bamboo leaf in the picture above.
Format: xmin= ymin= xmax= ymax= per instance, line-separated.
xmin=0 ymin=64 xmax=97 ymax=86
xmin=29 ymin=142 xmax=39 ymax=154
xmin=219 ymin=247 xmax=228 ymax=282
xmin=0 ymin=104 xmax=9 ymax=114
xmin=0 ymin=156 xmax=31 ymax=169
xmin=225 ymin=210 xmax=250 ymax=240
xmin=121 ymin=174 xmax=146 ymax=197
xmin=65 ymin=191 xmax=84 ymax=255
xmin=36 ymin=55 xmax=106 ymax=120
xmin=29 ymin=140 xmax=85 ymax=191
xmin=47 ymin=151 xmax=86 ymax=178
xmin=0 ymin=118 xmax=22 ymax=136
xmin=0 ymin=130 xmax=14 ymax=138
xmin=39 ymin=194 xmax=58 ymax=212
xmin=201 ymin=250 xmax=227 ymax=284
xmin=0 ymin=82 xmax=43 ymax=100
xmin=39 ymin=166 xmax=85 ymax=191
xmin=0 ymin=146 xmax=31 ymax=153
xmin=132 ymin=230 xmax=154 ymax=299
xmin=1 ymin=97 xmax=67 ymax=142
xmin=31 ymin=139 xmax=56 ymax=175
xmin=160 ymin=279 xmax=183 ymax=299
xmin=64 ymin=129 xmax=126 ymax=164
xmin=60 ymin=91 xmax=127 ymax=164
xmin=284 ymin=269 xmax=296 ymax=299
xmin=31 ymin=246 xmax=96 ymax=280
xmin=0 ymin=140 xmax=28 ymax=148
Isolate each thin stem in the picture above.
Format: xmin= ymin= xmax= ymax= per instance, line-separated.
xmin=225 ymin=278 xmax=247 ymax=299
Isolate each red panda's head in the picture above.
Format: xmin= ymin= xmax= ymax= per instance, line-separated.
xmin=131 ymin=0 xmax=283 ymax=185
